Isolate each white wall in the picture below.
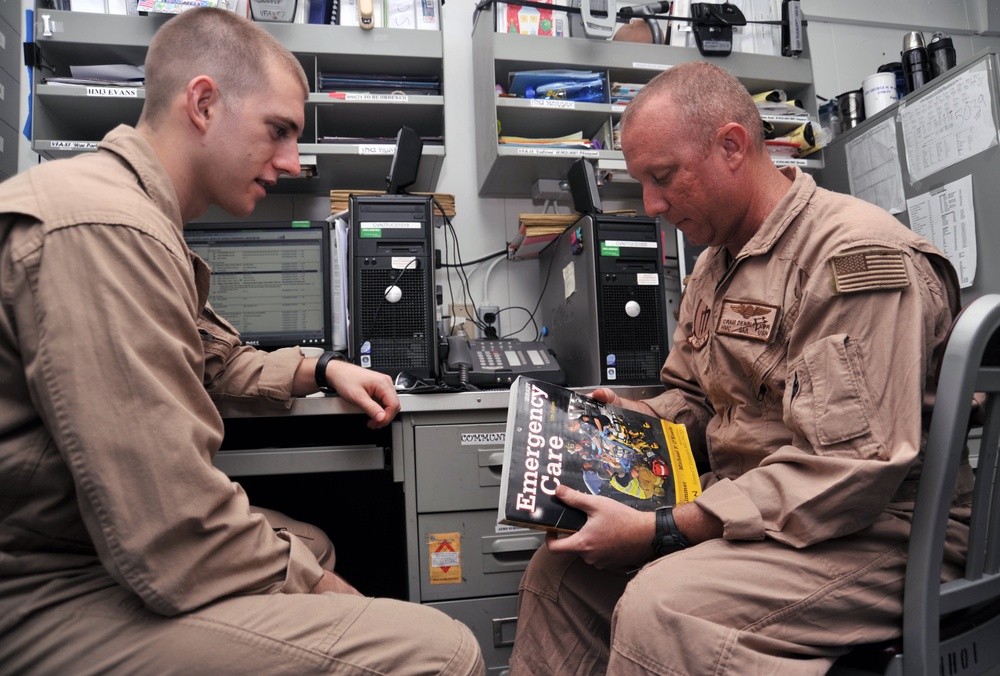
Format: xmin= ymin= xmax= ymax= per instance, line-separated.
xmin=804 ymin=0 xmax=1000 ymax=101
xmin=15 ymin=1 xmax=1000 ymax=340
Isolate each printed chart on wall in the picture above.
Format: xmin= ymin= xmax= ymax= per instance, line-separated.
xmin=845 ymin=118 xmax=907 ymax=215
xmin=899 ymin=59 xmax=999 ymax=183
xmin=906 ymin=174 xmax=977 ymax=288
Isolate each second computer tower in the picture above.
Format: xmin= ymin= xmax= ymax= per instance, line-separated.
xmin=539 ymin=214 xmax=668 ymax=387
xmin=349 ymin=194 xmax=437 ymax=380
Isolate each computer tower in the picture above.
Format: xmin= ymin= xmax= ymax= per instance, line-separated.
xmin=539 ymin=214 xmax=668 ymax=387
xmin=349 ymin=194 xmax=437 ymax=380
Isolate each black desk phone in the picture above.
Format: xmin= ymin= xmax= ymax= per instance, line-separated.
xmin=441 ymin=336 xmax=565 ymax=388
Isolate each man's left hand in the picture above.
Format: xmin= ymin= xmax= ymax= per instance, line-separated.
xmin=543 ymin=484 xmax=656 ymax=571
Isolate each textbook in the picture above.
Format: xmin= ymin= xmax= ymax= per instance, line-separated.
xmin=498 ymin=376 xmax=702 ymax=533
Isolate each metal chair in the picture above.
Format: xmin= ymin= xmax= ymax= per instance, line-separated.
xmin=831 ymin=293 xmax=1000 ymax=676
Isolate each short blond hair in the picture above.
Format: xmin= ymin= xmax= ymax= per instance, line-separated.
xmin=140 ymin=8 xmax=307 ymax=126
xmin=620 ymin=62 xmax=765 ymax=154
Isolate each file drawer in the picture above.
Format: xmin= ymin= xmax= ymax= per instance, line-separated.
xmin=0 ymin=15 xmax=18 ymax=82
xmin=428 ymin=594 xmax=520 ymax=674
xmin=414 ymin=422 xmax=506 ymax=513
xmin=0 ymin=65 xmax=17 ymax=131
xmin=417 ymin=509 xmax=543 ymax=602
xmin=0 ymin=0 xmax=17 ymax=34
xmin=0 ymin=119 xmax=17 ymax=178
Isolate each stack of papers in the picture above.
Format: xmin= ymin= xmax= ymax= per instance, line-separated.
xmin=330 ymin=190 xmax=455 ymax=217
xmin=319 ymin=135 xmax=443 ymax=145
xmin=318 ymin=73 xmax=441 ymax=95
xmin=508 ymin=213 xmax=581 ymax=259
xmin=499 ymin=131 xmax=593 ymax=149
xmin=45 ymin=64 xmax=145 ymax=87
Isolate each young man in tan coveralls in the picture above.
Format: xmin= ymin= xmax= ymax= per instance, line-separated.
xmin=0 ymin=8 xmax=484 ymax=674
xmin=509 ymin=62 xmax=971 ymax=675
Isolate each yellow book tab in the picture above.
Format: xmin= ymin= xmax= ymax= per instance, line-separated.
xmin=660 ymin=420 xmax=702 ymax=505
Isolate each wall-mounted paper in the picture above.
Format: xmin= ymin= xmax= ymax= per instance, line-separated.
xmin=906 ymin=174 xmax=977 ymax=288
xmin=900 ymin=60 xmax=998 ymax=183
xmin=846 ymin=117 xmax=906 ymax=214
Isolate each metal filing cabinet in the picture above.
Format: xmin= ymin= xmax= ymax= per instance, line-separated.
xmin=399 ymin=400 xmax=545 ymax=674
xmin=0 ymin=0 xmax=20 ymax=182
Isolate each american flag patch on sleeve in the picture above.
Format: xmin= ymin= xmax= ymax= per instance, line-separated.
xmin=829 ymin=248 xmax=910 ymax=294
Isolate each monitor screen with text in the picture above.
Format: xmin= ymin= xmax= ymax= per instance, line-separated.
xmin=184 ymin=222 xmax=331 ymax=351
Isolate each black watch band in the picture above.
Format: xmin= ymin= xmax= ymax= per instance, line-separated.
xmin=651 ymin=506 xmax=690 ymax=559
xmin=314 ymin=350 xmax=345 ymax=392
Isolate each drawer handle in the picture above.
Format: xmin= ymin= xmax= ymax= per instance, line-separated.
xmin=483 ymin=534 xmax=544 ymax=555
xmin=478 ymin=450 xmax=505 ymax=468
xmin=492 ymin=616 xmax=518 ymax=648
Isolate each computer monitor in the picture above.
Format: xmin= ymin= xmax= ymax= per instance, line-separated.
xmin=183 ymin=221 xmax=332 ymax=351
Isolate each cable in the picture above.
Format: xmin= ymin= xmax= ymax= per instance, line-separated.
xmin=364 ymin=257 xmax=418 ymax=329
xmin=439 ymin=250 xmax=506 ymax=267
xmin=507 ymin=249 xmax=559 ymax=341
xmin=434 ymin=199 xmax=489 ymax=336
xmin=481 ymin=255 xmax=506 ymax=305
xmin=476 ymin=0 xmax=793 ymax=28
xmin=496 ymin=306 xmax=539 ymax=340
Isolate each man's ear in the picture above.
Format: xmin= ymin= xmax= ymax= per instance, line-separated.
xmin=716 ymin=122 xmax=749 ymax=169
xmin=185 ymin=75 xmax=220 ymax=134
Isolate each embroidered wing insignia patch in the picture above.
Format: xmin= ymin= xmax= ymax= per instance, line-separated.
xmin=729 ymin=303 xmax=773 ymax=319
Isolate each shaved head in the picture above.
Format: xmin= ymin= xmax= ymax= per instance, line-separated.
xmin=620 ymin=61 xmax=765 ymax=155
xmin=140 ymin=7 xmax=307 ymax=127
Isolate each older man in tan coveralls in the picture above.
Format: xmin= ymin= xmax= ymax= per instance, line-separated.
xmin=509 ymin=62 xmax=971 ymax=675
xmin=0 ymin=8 xmax=484 ymax=674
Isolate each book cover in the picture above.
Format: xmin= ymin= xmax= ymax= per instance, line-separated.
xmin=498 ymin=376 xmax=701 ymax=533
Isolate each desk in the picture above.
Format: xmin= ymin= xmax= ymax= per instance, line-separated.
xmin=216 ymin=385 xmax=664 ymax=672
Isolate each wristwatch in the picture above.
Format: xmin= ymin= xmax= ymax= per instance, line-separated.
xmin=651 ymin=506 xmax=690 ymax=558
xmin=314 ymin=350 xmax=347 ymax=392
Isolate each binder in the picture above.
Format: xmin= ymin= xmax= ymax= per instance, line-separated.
xmin=308 ymin=0 xmax=332 ymax=24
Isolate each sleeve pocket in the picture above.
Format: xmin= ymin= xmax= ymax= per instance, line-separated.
xmin=197 ymin=303 xmax=241 ymax=359
xmin=789 ymin=334 xmax=871 ymax=447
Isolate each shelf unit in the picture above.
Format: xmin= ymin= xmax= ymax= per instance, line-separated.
xmin=28 ymin=9 xmax=445 ymax=194
xmin=471 ymin=8 xmax=820 ymax=199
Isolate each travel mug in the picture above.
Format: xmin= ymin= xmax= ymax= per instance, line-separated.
xmin=927 ymin=32 xmax=957 ymax=79
xmin=837 ymin=90 xmax=865 ymax=133
xmin=878 ymin=62 xmax=907 ymax=100
xmin=862 ymin=72 xmax=898 ymax=117
xmin=901 ymin=31 xmax=931 ymax=95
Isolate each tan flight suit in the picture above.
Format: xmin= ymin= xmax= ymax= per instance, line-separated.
xmin=0 ymin=126 xmax=484 ymax=675
xmin=510 ymin=168 xmax=971 ymax=675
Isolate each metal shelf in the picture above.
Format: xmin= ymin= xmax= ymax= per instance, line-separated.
xmin=29 ymin=10 xmax=446 ymax=194
xmin=473 ymin=16 xmax=822 ymax=197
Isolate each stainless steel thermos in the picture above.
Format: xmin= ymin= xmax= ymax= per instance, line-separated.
xmin=901 ymin=31 xmax=931 ymax=95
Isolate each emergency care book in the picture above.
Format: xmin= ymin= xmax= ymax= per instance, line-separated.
xmin=498 ymin=376 xmax=701 ymax=533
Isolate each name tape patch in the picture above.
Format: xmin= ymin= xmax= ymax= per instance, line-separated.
xmin=716 ymin=299 xmax=780 ymax=342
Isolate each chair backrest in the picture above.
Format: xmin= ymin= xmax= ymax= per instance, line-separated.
xmin=899 ymin=293 xmax=1000 ymax=676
